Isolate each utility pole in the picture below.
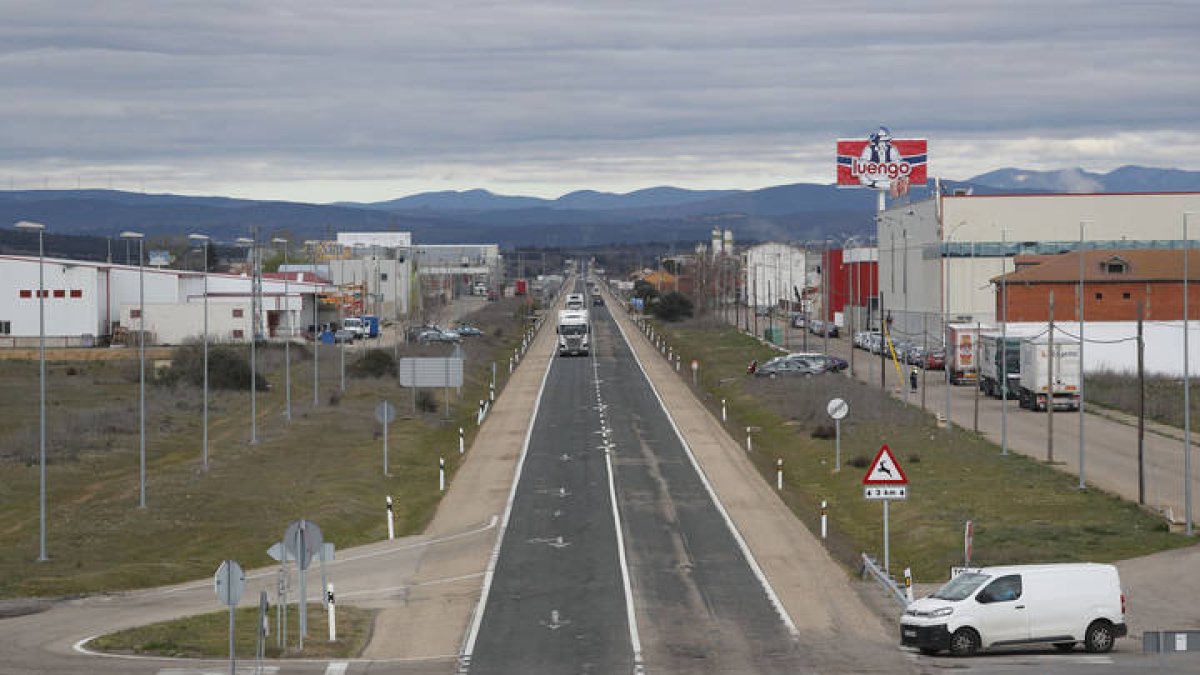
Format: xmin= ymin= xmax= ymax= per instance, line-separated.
xmin=1048 ymin=290 xmax=1055 ymax=464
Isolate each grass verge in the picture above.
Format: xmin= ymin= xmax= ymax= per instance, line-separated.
xmin=645 ymin=314 xmax=1190 ymax=581
xmin=89 ymin=604 xmax=373 ymax=659
xmin=0 ymin=298 xmax=535 ymax=598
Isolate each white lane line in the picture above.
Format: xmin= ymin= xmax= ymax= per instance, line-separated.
xmin=157 ymin=669 xmax=278 ymax=675
xmin=324 ymin=661 xmax=349 ymax=675
xmin=592 ymin=348 xmax=646 ymax=672
xmin=609 ymin=308 xmax=801 ymax=639
xmin=458 ymin=334 xmax=557 ymax=665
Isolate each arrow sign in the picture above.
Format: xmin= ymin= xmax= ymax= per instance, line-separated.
xmin=862 ymin=444 xmax=908 ymax=485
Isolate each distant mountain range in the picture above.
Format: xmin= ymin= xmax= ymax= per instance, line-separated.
xmin=1 ymin=166 xmax=1198 ymax=257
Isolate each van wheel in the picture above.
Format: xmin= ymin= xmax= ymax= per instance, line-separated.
xmin=949 ymin=627 xmax=981 ymax=657
xmin=1053 ymin=642 xmax=1076 ymax=652
xmin=1084 ymin=621 xmax=1116 ymax=653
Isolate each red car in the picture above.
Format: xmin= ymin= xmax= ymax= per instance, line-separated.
xmin=924 ymin=349 xmax=946 ymax=370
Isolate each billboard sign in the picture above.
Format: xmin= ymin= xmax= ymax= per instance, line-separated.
xmin=837 ymin=127 xmax=927 ymax=195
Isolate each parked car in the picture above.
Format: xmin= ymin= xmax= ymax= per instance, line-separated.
xmin=809 ymin=319 xmax=840 ymax=338
xmin=791 ymin=314 xmax=807 ymax=329
xmin=454 ymin=323 xmax=483 ymax=337
xmin=333 ymin=329 xmax=355 ymax=344
xmin=754 ymin=355 xmax=824 ymax=378
xmin=924 ymin=349 xmax=946 ymax=370
xmin=417 ymin=327 xmax=461 ymax=344
xmin=785 ymin=352 xmax=847 ymax=373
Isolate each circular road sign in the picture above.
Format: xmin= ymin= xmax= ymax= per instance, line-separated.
xmin=827 ymin=397 xmax=849 ymax=420
xmin=375 ymin=400 xmax=397 ymax=425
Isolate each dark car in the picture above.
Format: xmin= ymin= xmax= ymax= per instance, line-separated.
xmin=809 ymin=319 xmax=840 ymax=338
xmin=754 ymin=356 xmax=823 ymax=378
xmin=454 ymin=323 xmax=484 ymax=337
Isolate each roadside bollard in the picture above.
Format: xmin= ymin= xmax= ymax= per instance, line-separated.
xmin=820 ymin=500 xmax=828 ymax=540
xmin=327 ymin=584 xmax=336 ymax=642
xmin=386 ymin=496 xmax=395 ymax=540
xmin=489 ymin=383 xmax=495 ymax=402
xmin=776 ymin=458 xmax=783 ymax=491
xmin=459 ymin=427 xmax=465 ymax=454
xmin=721 ymin=398 xmax=727 ymax=423
xmin=675 ymin=355 xmax=681 ymax=372
xmin=439 ymin=457 xmax=446 ymax=492
xmin=746 ymin=427 xmax=753 ymax=453
xmin=904 ymin=568 xmax=914 ymax=604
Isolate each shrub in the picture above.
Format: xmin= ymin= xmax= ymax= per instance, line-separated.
xmin=810 ymin=423 xmax=836 ymax=439
xmin=416 ymin=389 xmax=438 ymax=413
xmin=165 ymin=341 xmax=268 ymax=391
xmin=848 ymin=455 xmax=869 ymax=469
xmin=350 ymin=349 xmax=396 ymax=378
xmin=653 ymin=291 xmax=694 ymax=322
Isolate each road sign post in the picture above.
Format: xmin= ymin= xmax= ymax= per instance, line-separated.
xmin=214 ymin=560 xmax=245 ymax=675
xmin=827 ymin=398 xmax=849 ymax=471
xmin=376 ymin=401 xmax=396 ymax=475
xmin=862 ymin=444 xmax=909 ymax=574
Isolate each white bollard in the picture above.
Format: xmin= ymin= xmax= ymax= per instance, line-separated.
xmin=386 ymin=496 xmax=395 ymax=540
xmin=327 ymin=584 xmax=337 ymax=642
xmin=904 ymin=567 xmax=914 ymax=604
xmin=509 ymin=357 xmax=514 ymax=374
xmin=459 ymin=427 xmax=465 ymax=454
xmin=721 ymin=398 xmax=727 ymax=423
xmin=776 ymin=458 xmax=783 ymax=491
xmin=675 ymin=356 xmax=681 ymax=372
xmin=820 ymin=500 xmax=828 ymax=540
xmin=489 ymin=383 xmax=495 ymax=402
xmin=746 ymin=428 xmax=753 ymax=453
xmin=478 ymin=400 xmax=485 ymax=425
xmin=439 ymin=457 xmax=446 ymax=492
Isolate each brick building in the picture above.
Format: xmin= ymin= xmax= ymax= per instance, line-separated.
xmin=992 ymin=249 xmax=1200 ymax=322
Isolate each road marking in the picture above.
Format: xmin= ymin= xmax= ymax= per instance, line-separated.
xmin=325 ymin=662 xmax=350 ymax=675
xmin=458 ymin=333 xmax=557 ymax=667
xmin=157 ymin=669 xmax=278 ymax=675
xmin=592 ymin=343 xmax=646 ymax=673
xmin=609 ymin=305 xmax=801 ymax=639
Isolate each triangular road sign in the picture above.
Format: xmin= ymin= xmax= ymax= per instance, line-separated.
xmin=862 ymin=444 xmax=908 ymax=485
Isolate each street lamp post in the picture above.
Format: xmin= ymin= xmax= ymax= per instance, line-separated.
xmin=15 ymin=220 xmax=48 ymax=559
xmin=273 ymin=238 xmax=292 ymax=422
xmin=188 ymin=234 xmax=210 ymax=471
xmin=305 ymin=240 xmax=321 ymax=407
xmin=1185 ymin=212 xmax=1194 ymax=537
xmin=120 ymin=230 xmax=146 ymax=508
xmin=235 ymin=236 xmax=258 ymax=445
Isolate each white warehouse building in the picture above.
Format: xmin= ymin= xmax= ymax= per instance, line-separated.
xmin=0 ymin=254 xmax=327 ymax=347
xmin=745 ymin=242 xmax=808 ymax=309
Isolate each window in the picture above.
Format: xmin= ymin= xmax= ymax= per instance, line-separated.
xmin=233 ymin=329 xmax=244 ymax=339
xmin=1123 ymin=292 xmax=1131 ymax=300
xmin=53 ymin=289 xmax=65 ymax=298
xmin=131 ymin=309 xmax=141 ymax=318
xmin=19 ymin=290 xmax=32 ymax=298
xmin=1095 ymin=292 xmax=1103 ymax=300
xmin=232 ymin=308 xmax=244 ymax=318
xmin=1105 ymin=260 xmax=1128 ymax=274
xmin=0 ymin=320 xmax=10 ymax=335
xmin=978 ymin=575 xmax=1022 ymax=604
xmin=381 ymin=272 xmax=388 ymax=281
xmin=70 ymin=289 xmax=83 ymax=298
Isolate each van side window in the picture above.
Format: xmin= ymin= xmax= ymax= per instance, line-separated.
xmin=978 ymin=574 xmax=1022 ymax=603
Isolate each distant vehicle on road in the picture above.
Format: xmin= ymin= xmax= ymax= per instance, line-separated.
xmin=809 ymin=319 xmax=839 ymax=338
xmin=754 ymin=355 xmax=823 ymax=378
xmin=565 ymin=293 xmax=586 ymax=310
xmin=946 ymin=323 xmax=992 ymax=385
xmin=978 ymin=334 xmax=1021 ymax=398
xmin=1018 ymin=337 xmax=1081 ymax=411
xmin=556 ymin=309 xmax=590 ymax=356
xmin=342 ymin=317 xmax=366 ymax=340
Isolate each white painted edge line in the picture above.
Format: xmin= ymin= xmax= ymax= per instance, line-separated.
xmin=324 ymin=661 xmax=349 ymax=675
xmin=610 ymin=310 xmax=800 ymax=639
xmin=458 ymin=330 xmax=557 ymax=662
xmin=591 ymin=348 xmax=645 ymax=671
xmin=72 ymin=635 xmax=458 ymax=664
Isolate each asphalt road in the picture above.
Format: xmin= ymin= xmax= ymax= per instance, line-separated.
xmin=468 ymin=300 xmax=807 ymax=673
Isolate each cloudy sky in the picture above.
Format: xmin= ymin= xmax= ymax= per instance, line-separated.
xmin=2 ymin=1 xmax=1197 ymax=203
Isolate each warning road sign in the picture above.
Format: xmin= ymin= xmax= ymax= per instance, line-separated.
xmin=862 ymin=444 xmax=908 ymax=485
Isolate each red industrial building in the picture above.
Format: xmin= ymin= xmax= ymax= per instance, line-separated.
xmin=992 ymin=249 xmax=1200 ymax=321
xmin=823 ymin=246 xmax=878 ymax=325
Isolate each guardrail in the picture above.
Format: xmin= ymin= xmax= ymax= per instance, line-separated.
xmin=860 ymin=552 xmax=908 ymax=607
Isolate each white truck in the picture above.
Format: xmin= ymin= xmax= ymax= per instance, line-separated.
xmin=945 ymin=323 xmax=993 ymax=385
xmin=556 ymin=309 xmax=590 ymax=356
xmin=565 ymin=293 xmax=586 ymax=310
xmin=1018 ymin=336 xmax=1081 ymax=411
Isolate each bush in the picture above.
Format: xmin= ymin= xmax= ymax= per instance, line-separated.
xmin=165 ymin=341 xmax=268 ymax=391
xmin=653 ymin=291 xmax=694 ymax=322
xmin=350 ymin=349 xmax=396 ymax=378
xmin=848 ymin=455 xmax=869 ymax=469
xmin=810 ymin=423 xmax=836 ymax=439
xmin=416 ymin=389 xmax=438 ymax=413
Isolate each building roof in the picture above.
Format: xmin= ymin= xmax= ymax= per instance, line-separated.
xmin=994 ymin=248 xmax=1200 ymax=284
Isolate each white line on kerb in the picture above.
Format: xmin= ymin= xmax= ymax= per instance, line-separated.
xmin=610 ymin=308 xmax=801 ymax=639
xmin=324 ymin=661 xmax=349 ymax=675
xmin=592 ymin=346 xmax=645 ymax=672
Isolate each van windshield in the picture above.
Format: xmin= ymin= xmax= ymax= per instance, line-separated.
xmin=930 ymin=572 xmax=989 ymax=601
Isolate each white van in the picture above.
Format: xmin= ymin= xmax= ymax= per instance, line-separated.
xmin=900 ymin=563 xmax=1126 ymax=656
